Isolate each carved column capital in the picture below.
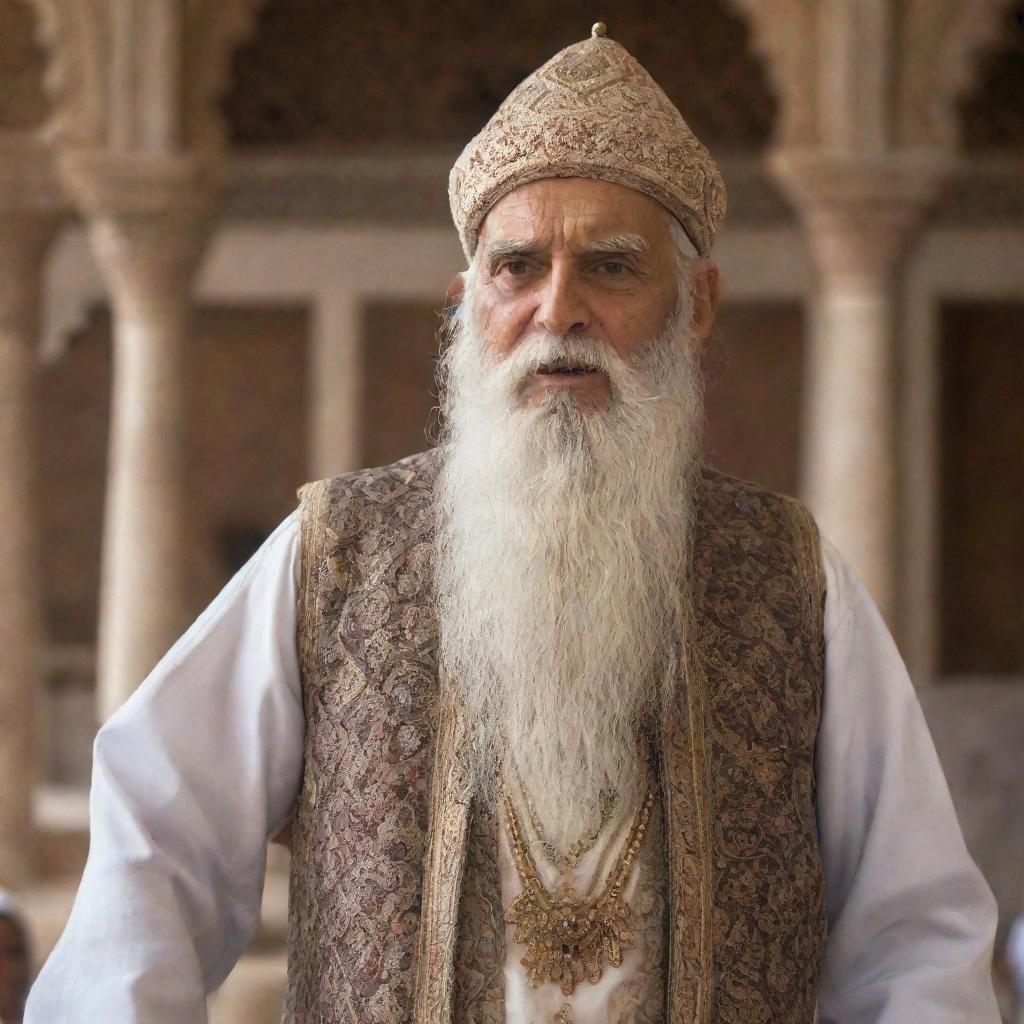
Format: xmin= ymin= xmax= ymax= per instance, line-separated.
xmin=770 ymin=149 xmax=953 ymax=285
xmin=60 ymin=149 xmax=220 ymax=316
xmin=767 ymin=147 xmax=956 ymax=623
xmin=59 ymin=147 xmax=222 ymax=220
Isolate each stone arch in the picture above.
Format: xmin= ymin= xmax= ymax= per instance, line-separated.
xmin=0 ymin=0 xmax=51 ymax=131
xmin=894 ymin=0 xmax=1020 ymax=148
xmin=184 ymin=0 xmax=269 ymax=151
xmin=731 ymin=0 xmax=1017 ymax=151
xmin=26 ymin=0 xmax=108 ymax=146
xmin=26 ymin=0 xmax=268 ymax=153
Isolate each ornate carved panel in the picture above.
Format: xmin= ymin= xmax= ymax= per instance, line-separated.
xmin=223 ymin=0 xmax=776 ymax=153
xmin=219 ymin=152 xmax=1021 ymax=227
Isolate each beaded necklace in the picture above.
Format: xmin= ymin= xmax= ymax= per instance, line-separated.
xmin=501 ymin=784 xmax=656 ymax=996
xmin=510 ymin=766 xmax=618 ymax=872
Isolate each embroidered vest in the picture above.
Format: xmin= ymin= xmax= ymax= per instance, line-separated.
xmin=284 ymin=449 xmax=827 ymax=1023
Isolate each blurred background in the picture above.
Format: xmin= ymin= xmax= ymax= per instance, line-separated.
xmin=0 ymin=1 xmax=1021 ymax=1020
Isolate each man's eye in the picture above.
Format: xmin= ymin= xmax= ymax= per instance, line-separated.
xmin=499 ymin=260 xmax=530 ymax=276
xmin=597 ymin=260 xmax=628 ymax=275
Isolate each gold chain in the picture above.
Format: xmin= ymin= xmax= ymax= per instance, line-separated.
xmin=510 ymin=767 xmax=618 ymax=871
xmin=501 ymin=784 xmax=655 ymax=997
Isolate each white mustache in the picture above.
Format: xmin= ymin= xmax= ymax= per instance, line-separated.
xmin=488 ymin=334 xmax=625 ymax=399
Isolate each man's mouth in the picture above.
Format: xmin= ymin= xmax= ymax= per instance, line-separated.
xmin=518 ymin=355 xmax=611 ymax=408
xmin=536 ymin=359 xmax=600 ymax=377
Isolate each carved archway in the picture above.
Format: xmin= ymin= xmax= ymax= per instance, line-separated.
xmin=27 ymin=0 xmax=268 ymax=154
xmin=728 ymin=0 xmax=1015 ymax=151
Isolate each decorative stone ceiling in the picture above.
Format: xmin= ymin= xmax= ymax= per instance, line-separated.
xmin=0 ymin=0 xmax=49 ymax=130
xmin=958 ymin=3 xmax=1024 ymax=151
xmin=223 ymin=0 xmax=776 ymax=153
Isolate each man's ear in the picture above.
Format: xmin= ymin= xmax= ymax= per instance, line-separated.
xmin=441 ymin=272 xmax=467 ymax=329
xmin=445 ymin=272 xmax=466 ymax=312
xmin=690 ymin=259 xmax=721 ymax=341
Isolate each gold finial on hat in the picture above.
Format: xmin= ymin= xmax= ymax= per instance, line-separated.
xmin=591 ymin=21 xmax=608 ymax=38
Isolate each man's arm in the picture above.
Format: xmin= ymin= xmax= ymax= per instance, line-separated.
xmin=816 ymin=536 xmax=1000 ymax=1022
xmin=26 ymin=510 xmax=305 ymax=1023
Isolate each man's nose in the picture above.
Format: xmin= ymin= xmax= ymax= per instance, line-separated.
xmin=534 ymin=267 xmax=591 ymax=336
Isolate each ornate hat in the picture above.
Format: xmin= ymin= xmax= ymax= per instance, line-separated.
xmin=449 ymin=23 xmax=727 ymax=260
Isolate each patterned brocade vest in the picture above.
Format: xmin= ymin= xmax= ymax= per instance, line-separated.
xmin=284 ymin=449 xmax=828 ymax=1024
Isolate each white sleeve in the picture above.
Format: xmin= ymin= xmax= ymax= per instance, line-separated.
xmin=815 ymin=535 xmax=1000 ymax=1023
xmin=25 ymin=510 xmax=305 ymax=1024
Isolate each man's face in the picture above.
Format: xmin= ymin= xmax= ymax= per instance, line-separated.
xmin=472 ymin=177 xmax=681 ymax=411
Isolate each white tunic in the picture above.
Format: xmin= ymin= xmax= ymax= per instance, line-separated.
xmin=25 ymin=511 xmax=1000 ymax=1023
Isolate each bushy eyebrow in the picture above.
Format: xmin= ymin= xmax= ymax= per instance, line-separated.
xmin=582 ymin=233 xmax=650 ymax=257
xmin=483 ymin=233 xmax=650 ymax=264
xmin=483 ymin=238 xmax=541 ymax=263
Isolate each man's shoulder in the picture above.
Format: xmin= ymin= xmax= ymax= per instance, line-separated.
xmin=698 ymin=464 xmax=812 ymax=527
xmin=296 ymin=449 xmax=440 ymax=544
xmin=697 ymin=465 xmax=822 ymax=579
xmin=698 ymin=466 xmax=826 ymax=625
xmin=298 ymin=449 xmax=440 ymax=509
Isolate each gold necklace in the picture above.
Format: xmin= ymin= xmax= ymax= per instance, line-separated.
xmin=501 ymin=784 xmax=655 ymax=997
xmin=511 ymin=768 xmax=618 ymax=871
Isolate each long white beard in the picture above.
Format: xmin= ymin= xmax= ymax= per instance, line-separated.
xmin=434 ymin=286 xmax=705 ymax=851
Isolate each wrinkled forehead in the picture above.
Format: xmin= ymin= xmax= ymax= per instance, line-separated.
xmin=477 ymin=177 xmax=675 ymax=256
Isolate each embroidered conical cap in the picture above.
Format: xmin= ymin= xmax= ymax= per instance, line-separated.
xmin=450 ymin=25 xmax=727 ymax=259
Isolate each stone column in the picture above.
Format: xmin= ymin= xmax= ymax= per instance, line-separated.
xmin=771 ymin=151 xmax=947 ymax=622
xmin=62 ymin=152 xmax=218 ymax=719
xmin=0 ymin=213 xmax=57 ymax=886
xmin=310 ymin=295 xmax=363 ymax=479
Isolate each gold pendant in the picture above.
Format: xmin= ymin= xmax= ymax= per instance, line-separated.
xmin=501 ymin=786 xmax=654 ymax=997
xmin=505 ymin=881 xmax=636 ymax=995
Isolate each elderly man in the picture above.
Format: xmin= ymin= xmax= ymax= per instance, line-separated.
xmin=28 ymin=26 xmax=997 ymax=1024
